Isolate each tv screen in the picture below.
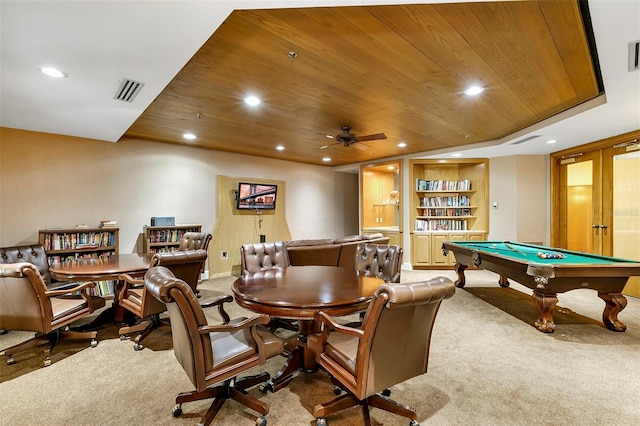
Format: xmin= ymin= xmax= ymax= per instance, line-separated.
xmin=237 ymin=182 xmax=278 ymax=210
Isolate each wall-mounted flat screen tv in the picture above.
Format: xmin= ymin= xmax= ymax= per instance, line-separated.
xmin=237 ymin=182 xmax=278 ymax=210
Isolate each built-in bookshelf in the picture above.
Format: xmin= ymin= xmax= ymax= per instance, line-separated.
xmin=410 ymin=159 xmax=489 ymax=267
xmin=38 ymin=227 xmax=119 ymax=297
xmin=143 ymin=224 xmax=202 ymax=254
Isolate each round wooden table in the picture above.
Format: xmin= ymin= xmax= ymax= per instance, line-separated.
xmin=50 ymin=253 xmax=153 ymax=282
xmin=50 ymin=253 xmax=153 ymax=325
xmin=232 ymin=265 xmax=384 ymax=392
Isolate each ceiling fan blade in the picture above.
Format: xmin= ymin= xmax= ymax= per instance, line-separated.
xmin=354 ymin=133 xmax=386 ymax=142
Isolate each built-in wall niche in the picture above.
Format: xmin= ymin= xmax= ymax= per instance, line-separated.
xmin=360 ymin=161 xmax=402 ymax=233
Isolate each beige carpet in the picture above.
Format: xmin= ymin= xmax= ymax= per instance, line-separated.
xmin=1 ymin=269 xmax=639 ymax=425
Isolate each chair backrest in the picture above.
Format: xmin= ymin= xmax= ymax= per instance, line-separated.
xmin=0 ymin=244 xmax=52 ymax=285
xmin=354 ymin=243 xmax=403 ymax=283
xmin=144 ymin=266 xmax=264 ymax=391
xmin=355 ymin=277 xmax=455 ymax=398
xmin=151 ymin=249 xmax=208 ymax=292
xmin=240 ymin=241 xmax=289 ymax=275
xmin=178 ymin=232 xmax=212 ymax=251
xmin=0 ymin=263 xmax=50 ymax=332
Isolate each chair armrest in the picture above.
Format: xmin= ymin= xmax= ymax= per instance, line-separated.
xmin=198 ymin=314 xmax=270 ymax=334
xmin=199 ymin=295 xmax=233 ymax=324
xmin=45 ymin=280 xmax=96 ymax=297
xmin=315 ymin=311 xmax=364 ymax=338
xmin=117 ymin=273 xmax=144 ymax=301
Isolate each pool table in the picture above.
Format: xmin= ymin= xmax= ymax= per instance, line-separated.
xmin=441 ymin=241 xmax=640 ymax=333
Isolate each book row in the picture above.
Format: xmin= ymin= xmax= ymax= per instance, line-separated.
xmin=416 ymin=179 xmax=471 ymax=191
xmin=148 ymin=229 xmax=198 ymax=243
xmin=417 ymin=208 xmax=472 ymax=217
xmin=419 ymin=195 xmax=470 ymax=207
xmin=414 ymin=219 xmax=468 ymax=231
xmin=46 ymin=251 xmax=115 ymax=265
xmin=42 ymin=232 xmax=116 ymax=251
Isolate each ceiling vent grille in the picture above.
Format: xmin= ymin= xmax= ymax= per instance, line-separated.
xmin=509 ymin=135 xmax=541 ymax=145
xmin=113 ymin=78 xmax=144 ymax=103
xmin=630 ymin=40 xmax=640 ymax=72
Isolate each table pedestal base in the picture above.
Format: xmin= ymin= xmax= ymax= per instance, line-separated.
xmin=262 ymin=319 xmax=320 ymax=392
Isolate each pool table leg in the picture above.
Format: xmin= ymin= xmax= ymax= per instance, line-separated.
xmin=598 ymin=292 xmax=627 ymax=332
xmin=453 ymin=263 xmax=467 ymax=288
xmin=531 ymin=291 xmax=557 ymax=333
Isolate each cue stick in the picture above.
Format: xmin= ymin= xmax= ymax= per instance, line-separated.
xmin=504 ymin=241 xmax=527 ymax=255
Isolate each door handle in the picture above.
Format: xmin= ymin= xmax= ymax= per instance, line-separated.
xmin=600 ymin=224 xmax=608 ymax=229
xmin=592 ymin=224 xmax=600 ymax=229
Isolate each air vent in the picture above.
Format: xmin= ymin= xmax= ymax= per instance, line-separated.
xmin=113 ymin=78 xmax=144 ymax=103
xmin=509 ymin=135 xmax=541 ymax=145
xmin=630 ymin=40 xmax=640 ymax=72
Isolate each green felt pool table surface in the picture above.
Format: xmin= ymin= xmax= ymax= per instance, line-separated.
xmin=441 ymin=240 xmax=640 ymax=333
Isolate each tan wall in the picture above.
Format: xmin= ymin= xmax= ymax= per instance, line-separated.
xmin=0 ymin=128 xmax=359 ymax=275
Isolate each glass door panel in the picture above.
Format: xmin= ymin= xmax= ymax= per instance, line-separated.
xmin=560 ymin=151 xmax=602 ymax=254
xmin=607 ymin=146 xmax=640 ymax=296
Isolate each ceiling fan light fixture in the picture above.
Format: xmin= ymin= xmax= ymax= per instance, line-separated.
xmin=464 ymin=85 xmax=484 ymax=96
xmin=40 ymin=67 xmax=67 ymax=78
xmin=244 ymin=95 xmax=261 ymax=106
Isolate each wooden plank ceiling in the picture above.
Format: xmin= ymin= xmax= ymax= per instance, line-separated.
xmin=123 ymin=0 xmax=600 ymax=167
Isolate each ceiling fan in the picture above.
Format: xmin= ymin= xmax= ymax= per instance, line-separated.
xmin=320 ymin=126 xmax=387 ymax=150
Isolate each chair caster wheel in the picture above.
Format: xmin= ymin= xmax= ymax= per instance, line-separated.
xmin=333 ymin=386 xmax=341 ymax=395
xmin=6 ymin=355 xmax=15 ymax=365
xmin=172 ymin=404 xmax=182 ymax=417
xmin=44 ymin=357 xmax=52 ymax=367
xmin=256 ymin=417 xmax=267 ymax=426
xmin=409 ymin=421 xmax=420 ymax=426
xmin=381 ymin=388 xmax=391 ymax=397
xmin=120 ymin=335 xmax=127 ymax=341
xmin=133 ymin=343 xmax=144 ymax=351
xmin=316 ymin=418 xmax=327 ymax=426
xmin=259 ymin=383 xmax=269 ymax=393
xmin=90 ymin=339 xmax=98 ymax=348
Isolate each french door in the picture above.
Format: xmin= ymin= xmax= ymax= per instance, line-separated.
xmin=552 ymin=131 xmax=640 ymax=297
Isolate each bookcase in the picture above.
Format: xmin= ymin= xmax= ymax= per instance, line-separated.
xmin=143 ymin=224 xmax=202 ymax=254
xmin=410 ymin=159 xmax=489 ymax=267
xmin=38 ymin=227 xmax=119 ymax=296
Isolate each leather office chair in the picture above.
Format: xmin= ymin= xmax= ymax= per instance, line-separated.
xmin=178 ymin=231 xmax=212 ymax=251
xmin=179 ymin=231 xmax=211 ymax=297
xmin=0 ymin=263 xmax=100 ymax=366
xmin=348 ymin=242 xmax=404 ymax=326
xmin=240 ymin=241 xmax=296 ymax=333
xmin=354 ymin=242 xmax=403 ymax=283
xmin=117 ymin=249 xmax=208 ymax=350
xmin=144 ymin=265 xmax=284 ymax=426
xmin=309 ymin=277 xmax=456 ymax=426
xmin=240 ymin=241 xmax=289 ymax=275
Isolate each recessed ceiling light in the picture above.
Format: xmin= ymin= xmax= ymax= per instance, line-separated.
xmin=464 ymin=85 xmax=484 ymax=96
xmin=322 ymin=157 xmax=331 ymax=162
xmin=183 ymin=133 xmax=196 ymax=140
xmin=451 ymin=152 xmax=462 ymax=157
xmin=546 ymin=139 xmax=558 ymax=144
xmin=244 ymin=95 xmax=261 ymax=106
xmin=276 ymin=145 xmax=285 ymax=151
xmin=397 ymin=142 xmax=407 ymax=148
xmin=40 ymin=67 xmax=68 ymax=78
